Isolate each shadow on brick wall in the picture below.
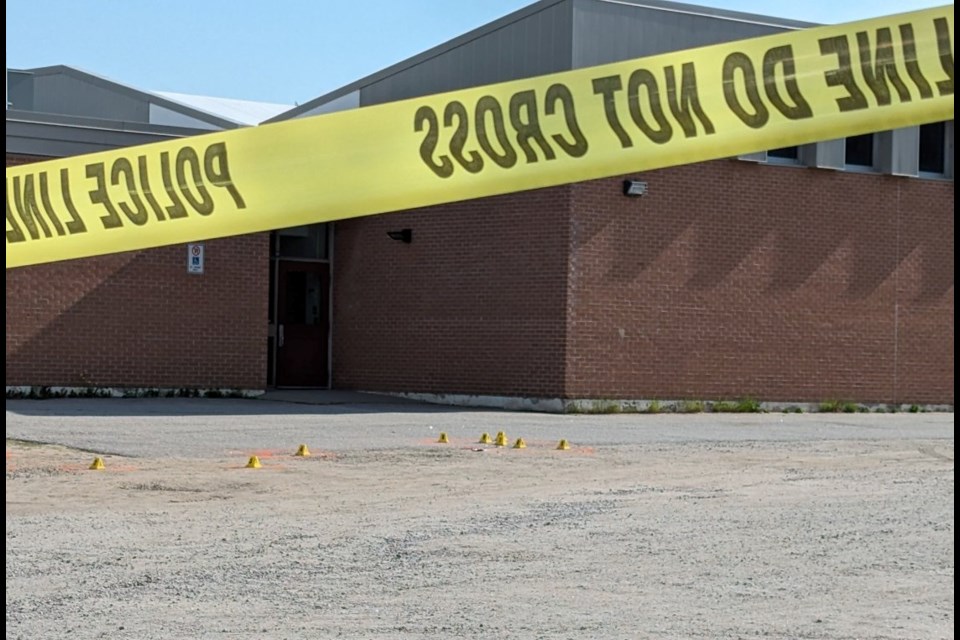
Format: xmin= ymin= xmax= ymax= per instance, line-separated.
xmin=573 ymin=162 xmax=953 ymax=302
xmin=6 ymin=237 xmax=268 ymax=389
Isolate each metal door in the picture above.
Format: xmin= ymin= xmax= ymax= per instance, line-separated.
xmin=275 ymin=260 xmax=329 ymax=387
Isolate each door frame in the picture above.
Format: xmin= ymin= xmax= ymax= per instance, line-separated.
xmin=269 ymin=225 xmax=334 ymax=389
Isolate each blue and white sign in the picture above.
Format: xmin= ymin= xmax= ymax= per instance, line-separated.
xmin=187 ymin=243 xmax=205 ymax=274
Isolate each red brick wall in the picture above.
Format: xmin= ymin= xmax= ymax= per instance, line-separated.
xmin=332 ymin=187 xmax=571 ymax=397
xmin=6 ymin=155 xmax=270 ymax=390
xmin=566 ymin=160 xmax=954 ymax=404
xmin=8 ymin=150 xmax=953 ymax=403
xmin=6 ymin=154 xmax=49 ymax=166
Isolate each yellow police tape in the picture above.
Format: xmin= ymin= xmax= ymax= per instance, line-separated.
xmin=5 ymin=6 xmax=954 ymax=268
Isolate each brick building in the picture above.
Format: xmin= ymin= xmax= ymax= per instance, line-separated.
xmin=6 ymin=0 xmax=954 ymax=409
xmin=6 ymin=66 xmax=285 ymax=392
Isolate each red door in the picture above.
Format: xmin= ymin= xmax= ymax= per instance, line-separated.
xmin=275 ymin=261 xmax=329 ymax=387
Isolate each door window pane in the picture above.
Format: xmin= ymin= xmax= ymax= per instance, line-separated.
xmin=277 ymin=224 xmax=328 ymax=259
xmin=281 ymin=270 xmax=323 ymax=325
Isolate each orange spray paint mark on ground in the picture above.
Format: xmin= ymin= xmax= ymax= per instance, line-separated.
xmin=292 ymin=450 xmax=338 ymax=461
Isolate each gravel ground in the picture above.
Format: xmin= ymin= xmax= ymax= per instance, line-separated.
xmin=5 ymin=399 xmax=955 ymax=639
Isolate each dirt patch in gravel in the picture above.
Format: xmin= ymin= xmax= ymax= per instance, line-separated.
xmin=5 ymin=437 xmax=954 ymax=639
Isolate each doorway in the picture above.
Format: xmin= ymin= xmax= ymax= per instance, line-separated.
xmin=269 ymin=224 xmax=331 ymax=388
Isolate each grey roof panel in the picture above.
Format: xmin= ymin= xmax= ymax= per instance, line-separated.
xmin=585 ymin=0 xmax=815 ymax=30
xmin=266 ymin=0 xmax=570 ymax=122
xmin=154 ymin=91 xmax=292 ymax=125
xmin=30 ymin=70 xmax=151 ymax=124
xmin=267 ymin=0 xmax=815 ymax=123
xmin=13 ymin=65 xmax=243 ymax=129
xmin=571 ymin=0 xmax=808 ymax=68
xmin=360 ymin=0 xmax=573 ymax=107
xmin=6 ymin=70 xmax=35 ymax=110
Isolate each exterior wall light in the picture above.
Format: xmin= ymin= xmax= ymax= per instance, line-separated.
xmin=623 ymin=180 xmax=648 ymax=197
xmin=386 ymin=229 xmax=413 ymax=243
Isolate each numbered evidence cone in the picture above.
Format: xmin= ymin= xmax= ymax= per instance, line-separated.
xmin=512 ymin=437 xmax=527 ymax=449
xmin=295 ymin=444 xmax=311 ymax=457
xmin=494 ymin=431 xmax=508 ymax=447
xmin=437 ymin=432 xmax=450 ymax=444
xmin=478 ymin=432 xmax=493 ymax=444
xmin=246 ymin=455 xmax=262 ymax=469
xmin=556 ymin=439 xmax=571 ymax=450
xmin=89 ymin=457 xmax=106 ymax=470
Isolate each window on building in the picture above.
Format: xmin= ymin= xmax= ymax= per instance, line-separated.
xmin=918 ymin=122 xmax=946 ymax=175
xmin=767 ymin=146 xmax=799 ymax=161
xmin=845 ymin=134 xmax=874 ymax=168
xmin=276 ymin=224 xmax=329 ymax=260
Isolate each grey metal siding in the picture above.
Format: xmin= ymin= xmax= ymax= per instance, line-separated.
xmin=801 ymin=139 xmax=845 ymax=170
xmin=7 ymin=71 xmax=34 ymax=110
xmin=877 ymin=128 xmax=920 ymax=177
xmin=571 ymin=0 xmax=792 ymax=69
xmin=360 ymin=1 xmax=574 ymax=106
xmin=6 ymin=112 xmax=201 ymax=158
xmin=943 ymin=121 xmax=955 ymax=179
xmin=30 ymin=74 xmax=150 ymax=123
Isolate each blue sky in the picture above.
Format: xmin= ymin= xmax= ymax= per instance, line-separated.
xmin=5 ymin=0 xmax=949 ymax=105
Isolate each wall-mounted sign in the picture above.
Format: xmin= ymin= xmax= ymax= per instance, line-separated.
xmin=187 ymin=243 xmax=205 ymax=274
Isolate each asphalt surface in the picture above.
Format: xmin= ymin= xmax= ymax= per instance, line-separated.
xmin=5 ymin=396 xmax=954 ymax=458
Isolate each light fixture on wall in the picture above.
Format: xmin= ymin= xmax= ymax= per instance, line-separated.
xmin=386 ymin=228 xmax=413 ymax=243
xmin=622 ymin=179 xmax=648 ymax=197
